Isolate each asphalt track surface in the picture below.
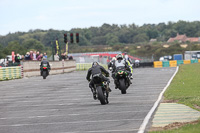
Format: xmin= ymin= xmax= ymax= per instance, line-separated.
xmin=0 ymin=67 xmax=176 ymax=133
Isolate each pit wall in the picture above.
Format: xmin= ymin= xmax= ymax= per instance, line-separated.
xmin=154 ymin=59 xmax=200 ymax=68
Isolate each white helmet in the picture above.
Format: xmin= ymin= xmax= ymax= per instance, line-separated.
xmin=112 ymin=57 xmax=116 ymax=61
xmin=124 ymin=55 xmax=129 ymax=60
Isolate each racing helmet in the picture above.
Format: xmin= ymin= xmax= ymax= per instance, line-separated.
xmin=92 ymin=61 xmax=99 ymax=67
xmin=112 ymin=57 xmax=116 ymax=61
xmin=124 ymin=55 xmax=129 ymax=60
xmin=116 ymin=54 xmax=123 ymax=60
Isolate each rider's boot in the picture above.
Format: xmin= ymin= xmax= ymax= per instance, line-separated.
xmin=90 ymin=87 xmax=97 ymax=100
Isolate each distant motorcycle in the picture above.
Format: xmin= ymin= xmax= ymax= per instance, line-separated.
xmin=92 ymin=74 xmax=109 ymax=105
xmin=115 ymin=68 xmax=131 ymax=94
xmin=41 ymin=63 xmax=49 ymax=79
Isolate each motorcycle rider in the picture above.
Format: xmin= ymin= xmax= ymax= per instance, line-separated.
xmin=113 ymin=54 xmax=132 ymax=89
xmin=124 ymin=52 xmax=133 ymax=79
xmin=40 ymin=57 xmax=51 ymax=76
xmin=86 ymin=62 xmax=111 ymax=100
xmin=107 ymin=57 xmax=116 ymax=79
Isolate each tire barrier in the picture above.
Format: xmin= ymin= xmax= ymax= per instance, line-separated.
xmin=154 ymin=59 xmax=199 ymax=68
xmin=0 ymin=66 xmax=21 ymax=81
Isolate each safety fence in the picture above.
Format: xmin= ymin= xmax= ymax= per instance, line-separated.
xmin=0 ymin=66 xmax=22 ymax=81
xmin=154 ymin=59 xmax=200 ymax=68
xmin=76 ymin=63 xmax=108 ymax=71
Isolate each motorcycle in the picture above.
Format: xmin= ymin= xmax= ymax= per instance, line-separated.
xmin=41 ymin=63 xmax=49 ymax=79
xmin=115 ymin=67 xmax=131 ymax=94
xmin=92 ymin=74 xmax=109 ymax=105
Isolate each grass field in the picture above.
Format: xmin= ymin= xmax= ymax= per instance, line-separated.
xmin=150 ymin=63 xmax=200 ymax=133
xmin=164 ymin=63 xmax=200 ymax=111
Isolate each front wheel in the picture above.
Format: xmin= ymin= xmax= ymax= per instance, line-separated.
xmin=43 ymin=71 xmax=47 ymax=79
xmin=119 ymin=79 xmax=126 ymax=94
xmin=96 ymin=86 xmax=107 ymax=105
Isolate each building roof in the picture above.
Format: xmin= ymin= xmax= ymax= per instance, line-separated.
xmin=186 ymin=37 xmax=199 ymax=42
xmin=167 ymin=33 xmax=199 ymax=43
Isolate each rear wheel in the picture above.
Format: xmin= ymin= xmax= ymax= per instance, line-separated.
xmin=119 ymin=79 xmax=126 ymax=94
xmin=43 ymin=71 xmax=47 ymax=79
xmin=96 ymin=86 xmax=107 ymax=105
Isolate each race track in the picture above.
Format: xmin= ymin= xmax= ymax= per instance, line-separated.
xmin=0 ymin=67 xmax=176 ymax=133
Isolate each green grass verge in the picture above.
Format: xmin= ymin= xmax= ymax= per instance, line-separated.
xmin=164 ymin=63 xmax=200 ymax=111
xmin=150 ymin=120 xmax=200 ymax=133
xmin=150 ymin=63 xmax=200 ymax=133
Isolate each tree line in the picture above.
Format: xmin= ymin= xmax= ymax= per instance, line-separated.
xmin=0 ymin=20 xmax=200 ymax=59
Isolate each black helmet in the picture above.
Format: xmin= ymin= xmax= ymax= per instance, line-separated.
xmin=92 ymin=61 xmax=99 ymax=67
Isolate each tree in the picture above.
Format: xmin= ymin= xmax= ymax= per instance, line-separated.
xmin=105 ymin=33 xmax=119 ymax=45
xmin=3 ymin=41 xmax=26 ymax=55
xmin=133 ymin=33 xmax=149 ymax=43
xmin=22 ymin=39 xmax=44 ymax=52
xmin=0 ymin=44 xmax=6 ymax=58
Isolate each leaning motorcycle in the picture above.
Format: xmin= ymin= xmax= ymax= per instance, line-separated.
xmin=41 ymin=63 xmax=49 ymax=79
xmin=115 ymin=68 xmax=131 ymax=94
xmin=92 ymin=74 xmax=109 ymax=105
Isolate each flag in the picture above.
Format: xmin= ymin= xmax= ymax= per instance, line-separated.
xmin=55 ymin=39 xmax=59 ymax=55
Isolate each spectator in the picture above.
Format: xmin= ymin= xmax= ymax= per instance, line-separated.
xmin=54 ymin=53 xmax=59 ymax=61
xmin=21 ymin=55 xmax=25 ymax=61
xmin=61 ymin=53 xmax=66 ymax=60
xmin=36 ymin=51 xmax=40 ymax=59
xmin=15 ymin=53 xmax=21 ymax=63
xmin=25 ymin=52 xmax=30 ymax=60
xmin=37 ymin=53 xmax=43 ymax=61
xmin=43 ymin=52 xmax=47 ymax=58
xmin=33 ymin=51 xmax=37 ymax=60
xmin=30 ymin=51 xmax=33 ymax=60
xmin=69 ymin=56 xmax=73 ymax=60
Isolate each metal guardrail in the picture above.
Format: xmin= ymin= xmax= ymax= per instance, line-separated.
xmin=0 ymin=66 xmax=22 ymax=81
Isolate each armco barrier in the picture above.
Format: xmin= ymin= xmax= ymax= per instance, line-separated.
xmin=76 ymin=63 xmax=108 ymax=70
xmin=169 ymin=60 xmax=177 ymax=67
xmin=154 ymin=61 xmax=162 ymax=68
xmin=0 ymin=66 xmax=21 ymax=80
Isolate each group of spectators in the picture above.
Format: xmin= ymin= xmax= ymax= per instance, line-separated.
xmin=23 ymin=51 xmax=47 ymax=61
xmin=54 ymin=53 xmax=73 ymax=61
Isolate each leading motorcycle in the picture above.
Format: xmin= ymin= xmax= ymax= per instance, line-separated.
xmin=115 ymin=67 xmax=131 ymax=94
xmin=41 ymin=63 xmax=49 ymax=79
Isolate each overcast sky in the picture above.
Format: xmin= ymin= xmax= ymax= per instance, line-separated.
xmin=0 ymin=0 xmax=199 ymax=35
